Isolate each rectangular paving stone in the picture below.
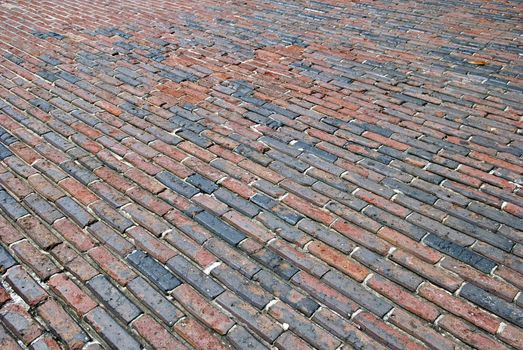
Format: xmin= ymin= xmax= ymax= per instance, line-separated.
xmin=87 ymin=275 xmax=142 ymax=323
xmin=127 ymin=250 xmax=181 ymax=292
xmin=127 ymin=277 xmax=183 ymax=325
xmin=85 ymin=307 xmax=141 ymax=350
xmin=166 ymin=255 xmax=224 ymax=299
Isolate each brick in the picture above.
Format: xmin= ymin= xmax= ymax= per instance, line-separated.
xmin=389 ymin=249 xmax=462 ymax=291
xmin=127 ymin=277 xmax=183 ymax=325
xmin=48 ymin=273 xmax=96 ymax=315
xmin=388 ymin=309 xmax=455 ymax=350
xmin=11 ymin=240 xmax=59 ymax=279
xmin=85 ymin=307 xmax=140 ymax=350
xmin=88 ymin=246 xmax=136 ymax=285
xmin=291 ymin=271 xmax=356 ymax=316
xmin=133 ymin=314 xmax=189 ymax=350
xmin=419 ymin=283 xmax=501 ymax=333
xmin=205 ymin=237 xmax=260 ymax=277
xmin=127 ymin=250 xmax=181 ymax=292
xmin=123 ymin=203 xmax=170 ymax=236
xmin=353 ymin=311 xmax=427 ymax=350
xmin=194 ymin=211 xmax=246 ymax=245
xmin=216 ymin=291 xmax=283 ymax=343
xmin=459 ymin=283 xmax=523 ymax=328
xmin=87 ymin=275 xmax=141 ymax=323
xmin=92 ymin=203 xmax=133 ymax=234
xmin=308 ymin=241 xmax=368 ymax=281
xmin=171 ymin=283 xmax=234 ymax=335
xmin=0 ymin=323 xmax=23 ymax=350
xmin=56 ymin=196 xmax=95 ymax=227
xmin=440 ymin=256 xmax=518 ymax=301
xmin=367 ymin=275 xmax=439 ymax=321
xmin=0 ymin=245 xmax=17 ymax=271
xmin=352 ymin=247 xmax=423 ymax=291
xmin=53 ymin=218 xmax=96 ymax=252
xmin=322 ymin=270 xmax=392 ymax=317
xmin=269 ymin=239 xmax=329 ymax=277
xmin=17 ymin=216 xmax=61 ymax=250
xmin=498 ymin=323 xmax=523 ymax=349
xmin=269 ymin=301 xmax=341 ymax=350
xmin=438 ymin=315 xmax=507 ymax=350
xmin=59 ymin=178 xmax=99 ymax=205
xmin=227 ymin=325 xmax=269 ymax=350
xmin=86 ymin=221 xmax=133 ymax=256
xmin=29 ymin=335 xmax=62 ymax=350
xmin=211 ymin=263 xmax=272 ymax=309
xmin=0 ymin=303 xmax=42 ymax=344
xmin=0 ymin=190 xmax=29 ymax=220
xmin=312 ymin=307 xmax=387 ymax=350
xmin=5 ymin=266 xmax=47 ymax=306
xmin=37 ymin=299 xmax=90 ymax=350
xmin=166 ymin=255 xmax=224 ymax=298
xmin=174 ymin=316 xmax=229 ymax=350
xmin=423 ymin=233 xmax=496 ymax=273
xmin=331 ymin=219 xmax=391 ymax=255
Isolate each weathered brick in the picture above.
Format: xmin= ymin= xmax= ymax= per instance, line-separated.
xmin=5 ymin=266 xmax=47 ymax=306
xmin=87 ymin=275 xmax=141 ymax=323
xmin=85 ymin=307 xmax=140 ymax=350
xmin=11 ymin=240 xmax=59 ymax=279
xmin=0 ymin=303 xmax=42 ymax=345
xmin=37 ymin=299 xmax=90 ymax=350
xmin=127 ymin=250 xmax=181 ymax=292
xmin=127 ymin=277 xmax=183 ymax=325
xmin=227 ymin=325 xmax=269 ymax=350
xmin=172 ymin=283 xmax=234 ymax=335
xmin=166 ymin=255 xmax=224 ymax=298
xmin=460 ymin=283 xmax=523 ymax=328
xmin=322 ymin=270 xmax=392 ymax=317
xmin=194 ymin=211 xmax=246 ymax=245
xmin=216 ymin=291 xmax=283 ymax=343
xmin=269 ymin=301 xmax=341 ymax=350
xmin=174 ymin=316 xmax=229 ymax=350
xmin=133 ymin=314 xmax=189 ymax=350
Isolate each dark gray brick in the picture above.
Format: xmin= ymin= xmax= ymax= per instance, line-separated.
xmin=250 ymin=193 xmax=277 ymax=210
xmin=85 ymin=307 xmax=141 ymax=350
xmin=0 ymin=245 xmax=17 ymax=271
xmin=60 ymin=161 xmax=98 ymax=185
xmin=186 ymin=173 xmax=218 ymax=194
xmin=0 ymin=190 xmax=29 ymax=220
xmin=322 ymin=270 xmax=393 ymax=317
xmin=166 ymin=255 xmax=224 ymax=299
xmin=194 ymin=211 xmax=245 ymax=245
xmin=254 ymin=270 xmax=319 ymax=316
xmin=251 ymin=247 xmax=299 ymax=280
xmin=352 ymin=247 xmax=423 ymax=291
xmin=56 ymin=197 xmax=95 ymax=227
xmin=227 ymin=325 xmax=269 ymax=350
xmin=214 ymin=188 xmax=259 ymax=218
xmin=460 ymin=283 xmax=523 ymax=327
xmin=211 ymin=264 xmax=272 ymax=309
xmin=423 ymin=234 xmax=496 ymax=273
xmin=156 ymin=171 xmax=199 ymax=198
xmin=127 ymin=250 xmax=181 ymax=292
xmin=87 ymin=275 xmax=141 ymax=323
xmin=127 ymin=277 xmax=182 ymax=325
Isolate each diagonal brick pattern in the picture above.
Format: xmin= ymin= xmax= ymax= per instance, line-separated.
xmin=0 ymin=0 xmax=522 ymax=349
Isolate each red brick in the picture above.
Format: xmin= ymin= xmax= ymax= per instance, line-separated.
xmin=133 ymin=314 xmax=190 ymax=350
xmin=438 ymin=315 xmax=507 ymax=350
xmin=88 ymin=246 xmax=136 ymax=285
xmin=48 ymin=274 xmax=97 ymax=315
xmin=172 ymin=284 xmax=234 ymax=335
xmin=419 ymin=283 xmax=500 ymax=333
xmin=308 ymin=241 xmax=368 ymax=281
xmin=174 ymin=317 xmax=229 ymax=350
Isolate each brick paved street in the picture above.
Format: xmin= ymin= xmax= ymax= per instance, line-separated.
xmin=0 ymin=0 xmax=522 ymax=349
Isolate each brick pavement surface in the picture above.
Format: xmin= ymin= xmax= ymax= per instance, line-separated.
xmin=0 ymin=0 xmax=522 ymax=349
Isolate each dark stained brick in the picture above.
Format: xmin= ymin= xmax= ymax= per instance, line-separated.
xmin=127 ymin=250 xmax=181 ymax=292
xmin=194 ymin=211 xmax=246 ymax=245
xmin=85 ymin=307 xmax=140 ymax=350
xmin=87 ymin=275 xmax=142 ymax=323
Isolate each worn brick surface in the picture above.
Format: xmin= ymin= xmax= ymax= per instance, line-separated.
xmin=0 ymin=0 xmax=522 ymax=349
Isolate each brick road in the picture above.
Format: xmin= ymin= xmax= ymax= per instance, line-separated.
xmin=0 ymin=0 xmax=522 ymax=349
